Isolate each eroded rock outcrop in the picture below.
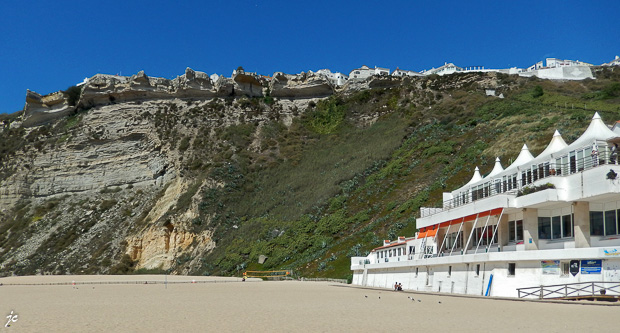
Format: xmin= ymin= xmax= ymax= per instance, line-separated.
xmin=21 ymin=90 xmax=75 ymax=127
xmin=270 ymin=71 xmax=334 ymax=98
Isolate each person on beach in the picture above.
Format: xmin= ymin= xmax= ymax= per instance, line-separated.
xmin=394 ymin=282 xmax=398 ymax=291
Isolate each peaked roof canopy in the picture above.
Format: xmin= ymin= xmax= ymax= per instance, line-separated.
xmin=487 ymin=157 xmax=504 ymax=177
xmin=553 ymin=112 xmax=618 ymax=157
xmin=528 ymin=130 xmax=569 ymax=165
xmin=504 ymin=144 xmax=534 ymax=171
xmin=451 ymin=113 xmax=620 ymax=194
xmin=465 ymin=167 xmax=482 ymax=186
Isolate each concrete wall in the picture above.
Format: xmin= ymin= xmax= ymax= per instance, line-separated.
xmin=352 ymin=247 xmax=620 ymax=297
xmin=354 ymin=257 xmax=620 ymax=297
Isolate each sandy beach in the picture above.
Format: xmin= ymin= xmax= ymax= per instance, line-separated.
xmin=0 ymin=275 xmax=617 ymax=332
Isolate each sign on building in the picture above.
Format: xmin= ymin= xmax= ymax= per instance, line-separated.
xmin=541 ymin=260 xmax=560 ymax=275
xmin=581 ymin=259 xmax=602 ymax=274
xmin=570 ymin=260 xmax=580 ymax=276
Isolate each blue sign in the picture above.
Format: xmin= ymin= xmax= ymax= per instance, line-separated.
xmin=581 ymin=259 xmax=602 ymax=274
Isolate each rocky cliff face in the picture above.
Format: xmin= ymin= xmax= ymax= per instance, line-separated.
xmin=0 ymin=67 xmax=342 ymax=274
xmin=0 ymin=67 xmax=533 ymax=277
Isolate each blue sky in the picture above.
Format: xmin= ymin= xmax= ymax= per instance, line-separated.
xmin=1 ymin=0 xmax=619 ymax=114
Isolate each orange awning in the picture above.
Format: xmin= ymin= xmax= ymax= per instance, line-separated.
xmin=420 ymin=208 xmax=505 ymax=236
xmin=426 ymin=225 xmax=438 ymax=237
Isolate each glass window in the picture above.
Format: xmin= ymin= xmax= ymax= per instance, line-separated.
xmin=513 ymin=175 xmax=517 ymax=189
xmin=539 ymin=217 xmax=551 ymax=239
xmin=508 ymin=263 xmax=516 ymax=276
xmin=516 ymin=220 xmax=524 ymax=241
xmin=552 ymin=216 xmax=561 ymax=239
xmin=605 ymin=210 xmax=617 ymax=236
xmin=590 ymin=211 xmax=604 ymax=236
xmin=562 ymin=215 xmax=573 ymax=238
xmin=617 ymin=209 xmax=620 ymax=236
xmin=509 ymin=220 xmax=516 ymax=242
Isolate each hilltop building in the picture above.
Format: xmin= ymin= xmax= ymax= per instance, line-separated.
xmin=603 ymin=56 xmax=620 ymax=67
xmin=352 ymin=113 xmax=620 ymax=298
xmin=315 ymin=69 xmax=349 ymax=86
xmin=349 ymin=65 xmax=390 ymax=80
xmin=391 ymin=67 xmax=422 ymax=77
xmin=420 ymin=62 xmax=463 ymax=76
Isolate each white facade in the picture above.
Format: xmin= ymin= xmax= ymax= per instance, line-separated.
xmin=349 ymin=65 xmax=390 ymax=80
xmin=352 ymin=113 xmax=620 ymax=298
xmin=422 ymin=62 xmax=463 ymax=76
xmin=545 ymin=58 xmax=592 ymax=68
xmin=315 ymin=69 xmax=349 ymax=86
xmin=391 ymin=68 xmax=422 ymax=77
xmin=527 ymin=61 xmax=544 ymax=72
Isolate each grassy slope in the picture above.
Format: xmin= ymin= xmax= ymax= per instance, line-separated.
xmin=1 ymin=69 xmax=619 ymax=278
xmin=195 ymin=69 xmax=620 ymax=279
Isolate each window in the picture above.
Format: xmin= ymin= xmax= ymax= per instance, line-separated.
xmin=552 ymin=216 xmax=561 ymax=239
xmin=589 ymin=209 xmax=620 ymax=236
xmin=509 ymin=220 xmax=524 ymax=242
xmin=448 ymin=266 xmax=452 ymax=277
xmin=561 ymin=262 xmax=570 ymax=276
xmin=590 ymin=211 xmax=604 ymax=236
xmin=474 ymin=225 xmax=497 ymax=246
xmin=476 ymin=264 xmax=480 ymax=276
xmin=445 ymin=231 xmax=462 ymax=251
xmin=508 ymin=263 xmax=516 ymax=276
xmin=538 ymin=217 xmax=551 ymax=239
xmin=512 ymin=175 xmax=518 ymax=189
xmin=605 ymin=210 xmax=617 ymax=236
xmin=562 ymin=214 xmax=573 ymax=238
xmin=415 ymin=267 xmax=419 ymax=277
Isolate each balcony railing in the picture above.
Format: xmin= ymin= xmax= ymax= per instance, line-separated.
xmin=434 ymin=156 xmax=619 ymax=215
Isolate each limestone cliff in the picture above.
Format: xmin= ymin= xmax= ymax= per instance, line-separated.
xmin=0 ymin=67 xmax=544 ymax=277
xmin=0 ymin=67 xmax=342 ymax=275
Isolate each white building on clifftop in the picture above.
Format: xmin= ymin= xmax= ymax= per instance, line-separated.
xmin=315 ymin=69 xmax=349 ymax=86
xmin=349 ymin=65 xmax=390 ymax=80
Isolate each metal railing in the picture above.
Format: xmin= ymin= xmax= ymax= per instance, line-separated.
xmin=517 ymin=281 xmax=620 ymax=299
xmin=434 ymin=155 xmax=619 ymax=214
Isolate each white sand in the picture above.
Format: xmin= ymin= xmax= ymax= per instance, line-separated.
xmin=0 ymin=275 xmax=617 ymax=332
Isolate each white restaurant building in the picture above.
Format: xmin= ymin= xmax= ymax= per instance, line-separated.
xmin=351 ymin=113 xmax=620 ymax=298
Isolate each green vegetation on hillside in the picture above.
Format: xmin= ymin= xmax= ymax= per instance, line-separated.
xmin=2 ymin=67 xmax=620 ymax=278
